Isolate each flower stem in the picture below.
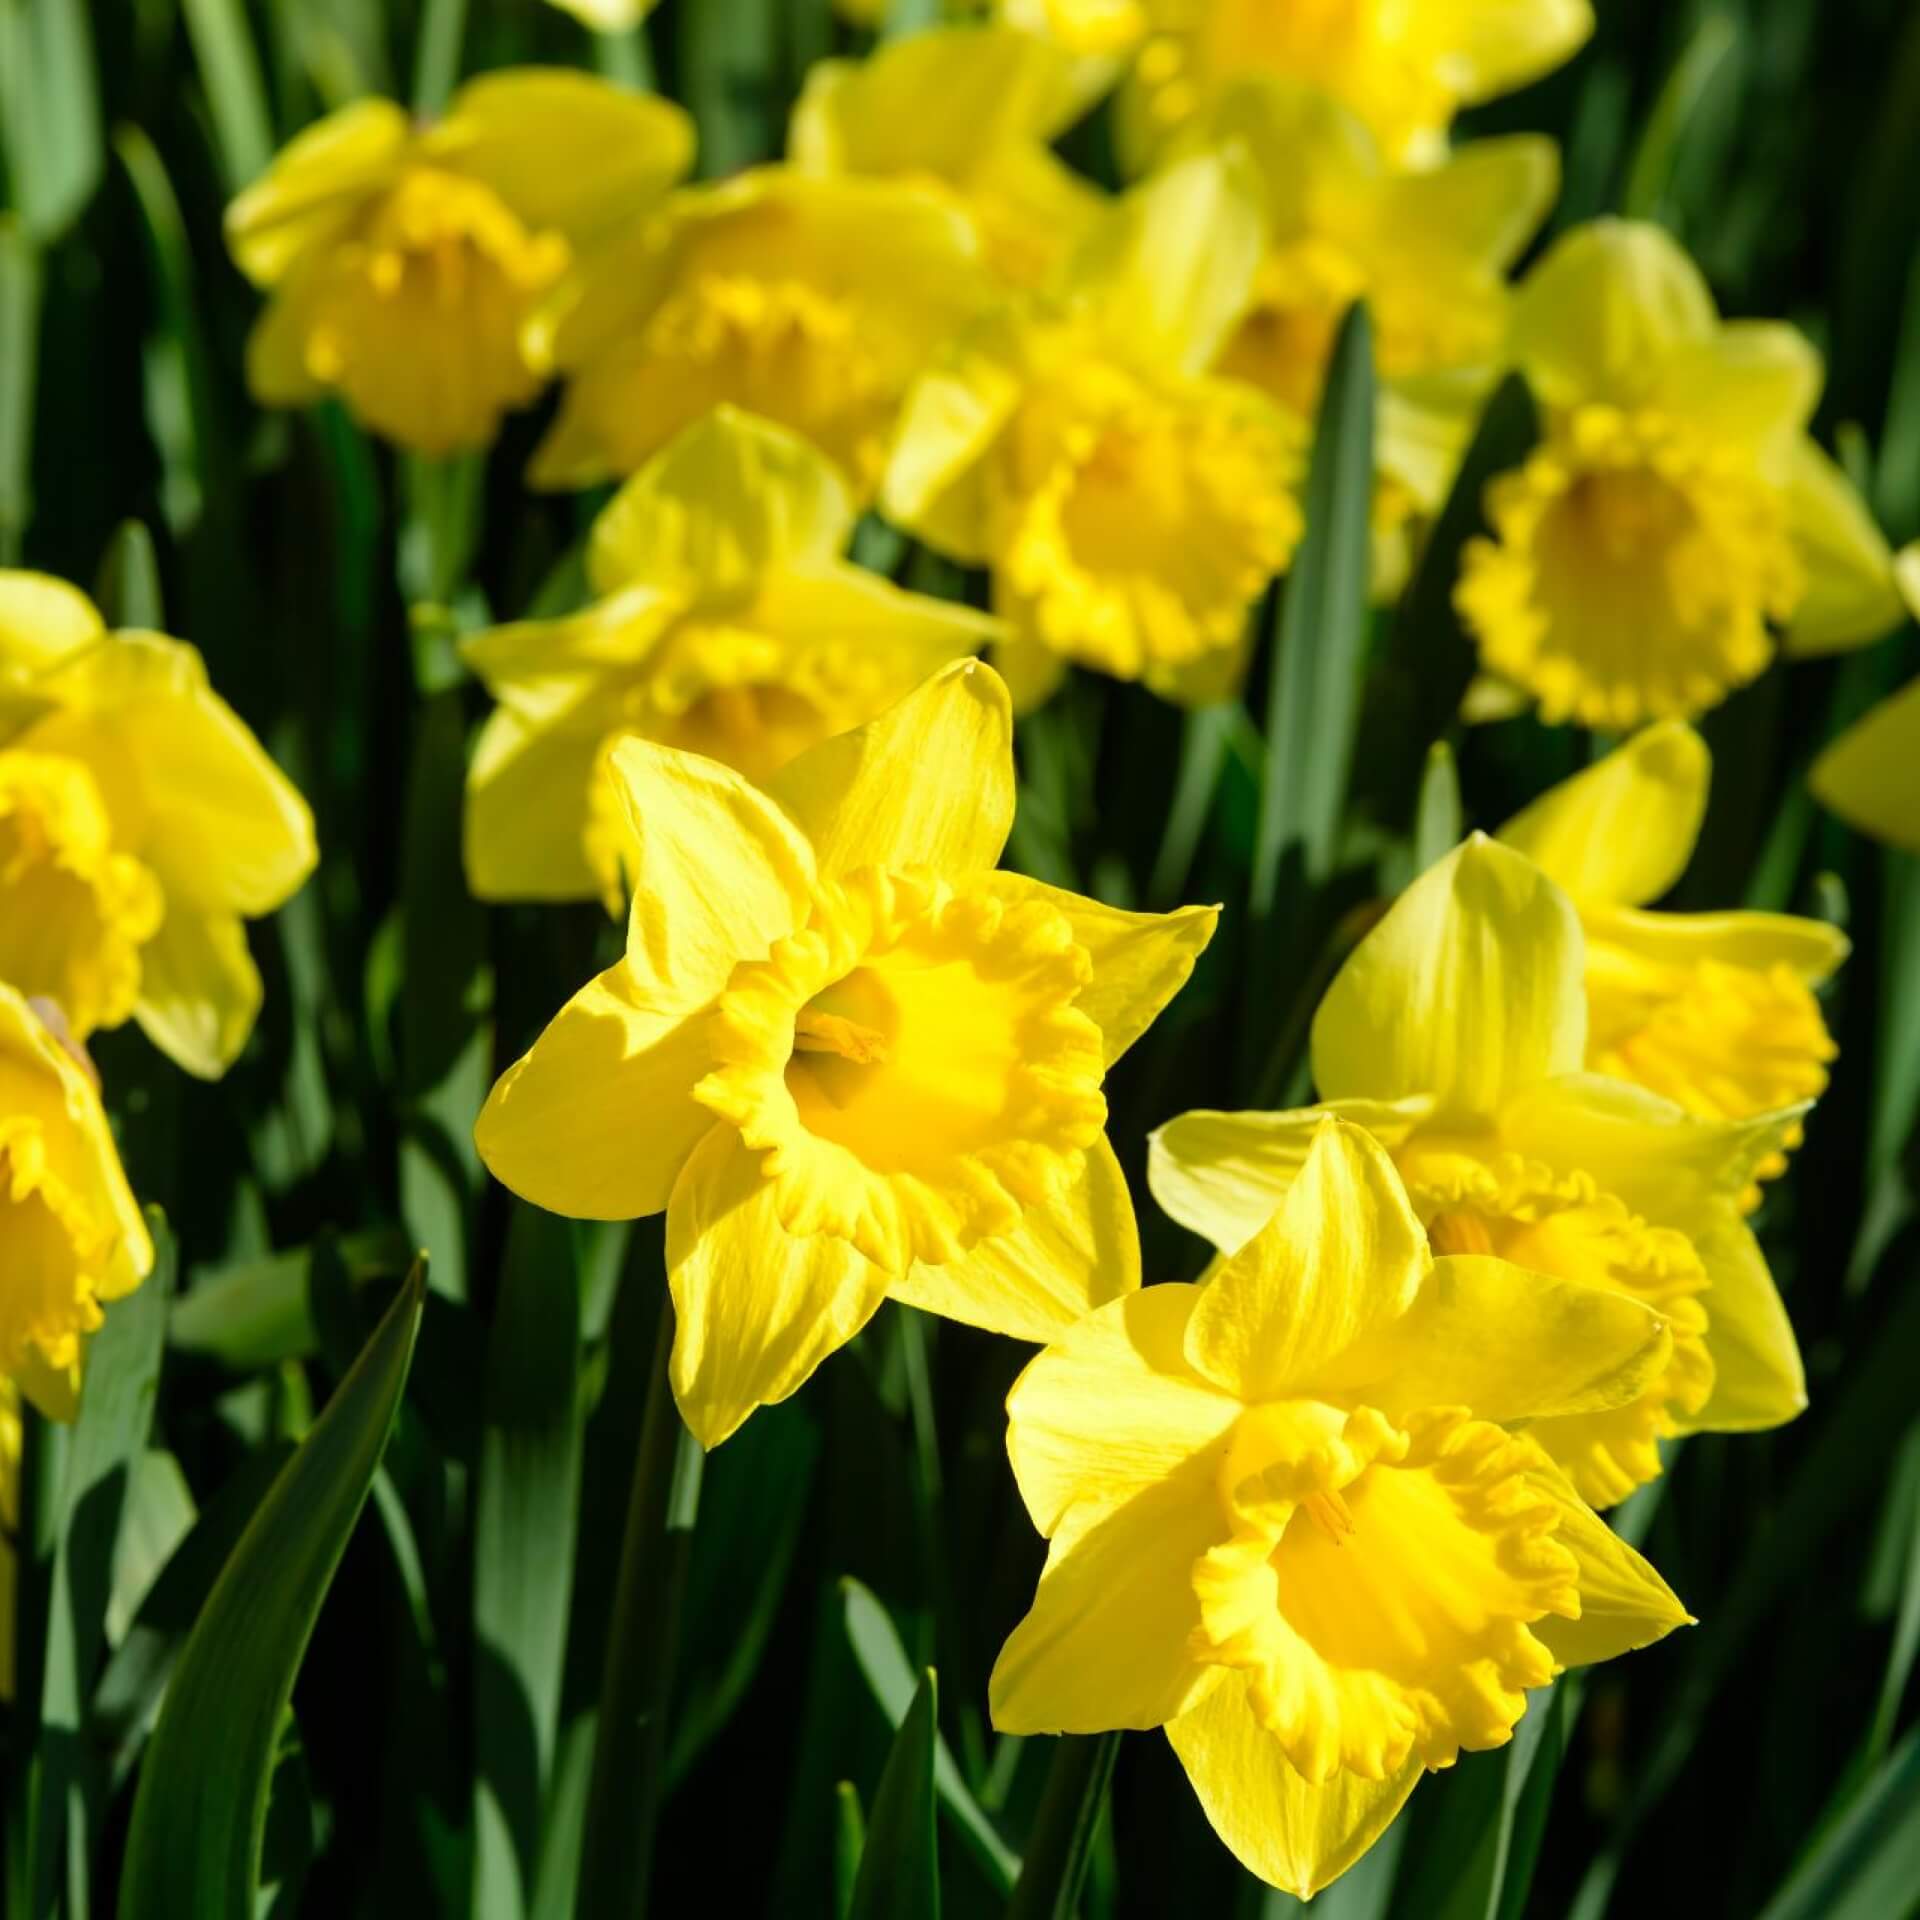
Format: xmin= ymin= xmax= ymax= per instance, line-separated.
xmin=1005 ymin=1732 xmax=1120 ymax=1920
xmin=575 ymin=1291 xmax=705 ymax=1920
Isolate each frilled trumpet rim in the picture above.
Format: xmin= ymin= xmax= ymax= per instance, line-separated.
xmin=694 ymin=866 xmax=1109 ymax=1274
xmin=0 ymin=1117 xmax=112 ymax=1382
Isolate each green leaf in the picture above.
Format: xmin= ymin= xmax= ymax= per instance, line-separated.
xmin=180 ymin=0 xmax=276 ymax=188
xmin=94 ymin=519 xmax=165 ymax=629
xmin=1623 ymin=12 xmax=1741 ymax=223
xmin=0 ymin=218 xmax=40 ymax=564
xmin=840 ymin=1577 xmax=1021 ymax=1894
xmin=834 ymin=1782 xmax=866 ymax=1920
xmin=1757 ymin=1727 xmax=1920 ymax=1920
xmin=1251 ymin=299 xmax=1376 ymax=911
xmin=848 ymin=1668 xmax=940 ymax=1920
xmin=117 ymin=1262 xmax=426 ymax=1920
xmin=411 ymin=0 xmax=469 ymax=115
xmin=1411 ymin=741 xmax=1462 ymax=877
xmin=0 ymin=0 xmax=104 ymax=240
xmin=1006 ymin=1731 xmax=1119 ymax=1920
xmin=473 ymin=1205 xmax=585 ymax=1920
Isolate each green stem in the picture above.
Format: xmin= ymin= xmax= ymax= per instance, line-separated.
xmin=575 ymin=1293 xmax=706 ymax=1920
xmin=1005 ymin=1732 xmax=1119 ymax=1920
xmin=411 ymin=0 xmax=468 ymax=115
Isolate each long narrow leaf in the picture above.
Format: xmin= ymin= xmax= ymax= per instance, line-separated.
xmin=848 ymin=1669 xmax=940 ymax=1920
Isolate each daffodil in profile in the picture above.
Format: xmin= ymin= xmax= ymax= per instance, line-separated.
xmin=226 ymin=70 xmax=693 ymax=453
xmin=1151 ymin=835 xmax=1809 ymax=1510
xmin=883 ymin=150 xmax=1302 ymax=709
xmin=465 ymin=408 xmax=999 ymax=910
xmin=527 ymin=168 xmax=989 ymax=497
xmin=994 ymin=1116 xmax=1687 ymax=1898
xmin=476 ymin=661 xmax=1217 ymax=1447
xmin=1500 ymin=720 xmax=1845 ymax=1197
xmin=0 ymin=573 xmax=316 ymax=1078
xmin=789 ymin=25 xmax=1107 ymax=291
xmin=1457 ymin=221 xmax=1903 ymax=729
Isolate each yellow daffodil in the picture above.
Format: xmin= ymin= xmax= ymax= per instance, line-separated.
xmin=790 ymin=26 xmax=1107 ymax=292
xmin=0 ymin=572 xmax=316 ymax=1078
xmin=0 ymin=1376 xmax=15 ymax=1698
xmin=527 ymin=167 xmax=989 ymax=497
xmin=1500 ymin=721 xmax=1845 ymax=1197
xmin=476 ymin=661 xmax=1217 ymax=1447
xmin=1005 ymin=0 xmax=1592 ymax=167
xmin=1165 ymin=78 xmax=1556 ymax=591
xmin=1151 ymin=835 xmax=1809 ymax=1511
xmin=464 ymin=407 xmax=999 ymax=910
xmin=883 ymin=150 xmax=1303 ymax=709
xmin=226 ymin=70 xmax=693 ymax=454
xmin=1810 ymin=542 xmax=1920 ymax=850
xmin=1457 ymin=221 xmax=1902 ymax=729
xmin=994 ymin=1115 xmax=1687 ymax=1897
xmin=0 ymin=985 xmax=153 ymax=1420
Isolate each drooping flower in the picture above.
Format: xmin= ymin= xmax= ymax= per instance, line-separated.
xmin=476 ymin=661 xmax=1217 ymax=1447
xmin=1456 ymin=222 xmax=1902 ymax=729
xmin=883 ymin=150 xmax=1303 ymax=710
xmin=526 ymin=168 xmax=990 ymax=498
xmin=1151 ymin=835 xmax=1809 ymax=1511
xmin=0 ymin=572 xmax=317 ymax=1078
xmin=0 ymin=986 xmax=153 ymax=1421
xmin=1500 ymin=720 xmax=1846 ymax=1198
xmin=994 ymin=1116 xmax=1687 ymax=1898
xmin=226 ymin=70 xmax=693 ymax=453
xmin=465 ymin=407 xmax=999 ymax=910
xmin=1003 ymin=0 xmax=1593 ymax=167
xmin=789 ymin=24 xmax=1108 ymax=291
xmin=1809 ymin=543 xmax=1920 ymax=851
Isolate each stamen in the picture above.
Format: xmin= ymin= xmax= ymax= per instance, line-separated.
xmin=1303 ymin=1488 xmax=1355 ymax=1544
xmin=793 ymin=1008 xmax=891 ymax=1066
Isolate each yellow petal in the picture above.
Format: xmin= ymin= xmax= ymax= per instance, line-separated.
xmin=463 ymin=702 xmax=611 ymax=904
xmin=752 ymin=562 xmax=1001 ymax=669
xmin=427 ymin=67 xmax=693 ymax=242
xmin=587 ymin=406 xmax=856 ymax=600
xmin=1374 ymin=131 xmax=1560 ymax=280
xmin=1512 ymin=219 xmax=1717 ymax=411
xmin=764 ymin=657 xmax=1013 ymax=881
xmin=892 ymin=1133 xmax=1140 ymax=1344
xmin=1310 ymin=1253 xmax=1672 ymax=1425
xmin=1146 ymin=1097 xmax=1436 ymax=1256
xmin=1311 ymin=834 xmax=1586 ymax=1118
xmin=1648 ymin=322 xmax=1821 ymax=463
xmin=224 ymin=99 xmax=411 ymax=287
xmin=1526 ymin=1465 xmax=1693 ymax=1670
xmin=475 ymin=963 xmax=717 ymax=1221
xmin=1679 ymin=1209 xmax=1807 ymax=1431
xmin=1445 ymin=0 xmax=1596 ymax=106
xmin=1586 ymin=902 xmax=1850 ymax=988
xmin=1811 ymin=672 xmax=1920 ymax=853
xmin=1780 ymin=439 xmax=1904 ymax=656
xmin=977 ymin=874 xmax=1216 ymax=1065
xmin=1166 ymin=1669 xmax=1422 ymax=1898
xmin=666 ymin=1124 xmax=891 ymax=1448
xmin=1498 ymin=720 xmax=1709 ymax=908
xmin=605 ymin=736 xmax=815 ymax=1005
xmin=991 ymin=633 xmax=1070 ymax=715
xmin=1185 ymin=1118 xmax=1429 ymax=1403
xmin=0 ymin=570 xmax=106 ymax=672
xmin=133 ymin=903 xmax=264 ymax=1080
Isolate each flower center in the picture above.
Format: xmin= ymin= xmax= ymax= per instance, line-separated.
xmin=0 ymin=1117 xmax=112 ymax=1383
xmin=0 ymin=752 xmax=163 ymax=1039
xmin=304 ymin=166 xmax=568 ymax=452
xmin=1457 ymin=406 xmax=1804 ymax=728
xmin=1194 ymin=1401 xmax=1577 ymax=1782
xmin=696 ymin=869 xmax=1107 ymax=1272
xmin=1214 ymin=239 xmax=1369 ymax=421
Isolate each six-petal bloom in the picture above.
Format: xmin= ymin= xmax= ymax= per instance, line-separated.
xmin=994 ymin=1116 xmax=1687 ymax=1898
xmin=475 ymin=660 xmax=1218 ymax=1447
xmin=1151 ymin=835 xmax=1808 ymax=1510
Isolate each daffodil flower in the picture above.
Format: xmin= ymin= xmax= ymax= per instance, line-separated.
xmin=1809 ymin=542 xmax=1920 ymax=850
xmin=0 ymin=573 xmax=316 ymax=1078
xmin=789 ymin=25 xmax=1108 ymax=292
xmin=1151 ymin=836 xmax=1808 ymax=1510
xmin=1501 ymin=721 xmax=1846 ymax=1198
xmin=226 ymin=70 xmax=693 ymax=454
xmin=464 ymin=408 xmax=999 ymax=911
xmin=476 ymin=661 xmax=1217 ymax=1447
xmin=994 ymin=1116 xmax=1687 ymax=1898
xmin=1457 ymin=221 xmax=1903 ymax=729
xmin=527 ymin=168 xmax=990 ymax=498
xmin=883 ymin=150 xmax=1303 ymax=710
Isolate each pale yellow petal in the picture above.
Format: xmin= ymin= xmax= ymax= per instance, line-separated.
xmin=133 ymin=903 xmax=264 ymax=1080
xmin=1311 ymin=834 xmax=1587 ymax=1117
xmin=1444 ymin=0 xmax=1595 ymax=104
xmin=1649 ymin=322 xmax=1821 ymax=463
xmin=1497 ymin=720 xmax=1710 ymax=908
xmin=0 ymin=570 xmax=106 ymax=672
xmin=763 ymin=657 xmax=1013 ymax=881
xmin=892 ymin=1133 xmax=1140 ymax=1344
xmin=463 ymin=702 xmax=609 ymax=905
xmin=1586 ymin=903 xmax=1850 ymax=988
xmin=1167 ymin=1670 xmax=1422 ymax=1898
xmin=1185 ymin=1118 xmax=1429 ymax=1403
xmin=1679 ymin=1209 xmax=1807 ymax=1432
xmin=751 ymin=563 xmax=1001 ymax=669
xmin=475 ymin=963 xmax=716 ymax=1221
xmin=666 ymin=1124 xmax=892 ymax=1448
xmin=991 ymin=632 xmax=1070 ymax=714
xmin=1780 ymin=440 xmax=1904 ymax=656
xmin=1811 ymin=673 xmax=1920 ymax=853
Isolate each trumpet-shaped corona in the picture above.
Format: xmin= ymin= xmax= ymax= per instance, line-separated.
xmin=476 ymin=661 xmax=1218 ymax=1448
xmin=993 ymin=1117 xmax=1687 ymax=1897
